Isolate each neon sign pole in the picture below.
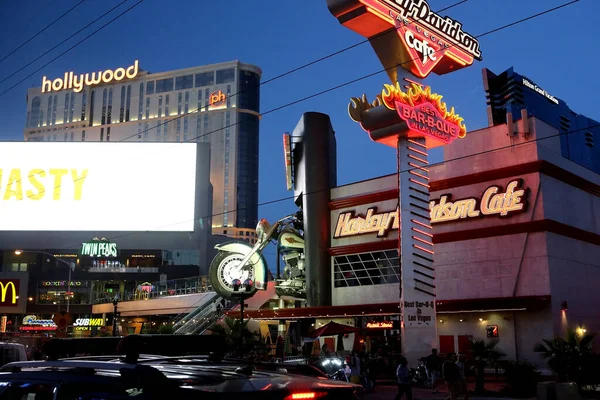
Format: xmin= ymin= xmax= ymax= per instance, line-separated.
xmin=328 ymin=0 xmax=481 ymax=366
xmin=15 ymin=249 xmax=75 ymax=312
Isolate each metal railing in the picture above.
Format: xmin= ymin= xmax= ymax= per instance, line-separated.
xmin=92 ymin=275 xmax=211 ymax=304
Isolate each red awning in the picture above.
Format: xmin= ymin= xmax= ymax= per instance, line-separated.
xmin=309 ymin=321 xmax=361 ymax=338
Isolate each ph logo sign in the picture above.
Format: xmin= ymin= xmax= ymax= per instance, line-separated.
xmin=0 ymin=280 xmax=19 ymax=307
xmin=209 ymin=90 xmax=226 ymax=107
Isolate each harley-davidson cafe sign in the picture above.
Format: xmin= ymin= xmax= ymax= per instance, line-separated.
xmin=334 ymin=180 xmax=527 ymax=238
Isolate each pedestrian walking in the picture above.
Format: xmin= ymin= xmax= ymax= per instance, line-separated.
xmin=395 ymin=356 xmax=412 ymax=400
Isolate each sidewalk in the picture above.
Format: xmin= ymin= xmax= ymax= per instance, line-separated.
xmin=364 ymin=382 xmax=529 ymax=400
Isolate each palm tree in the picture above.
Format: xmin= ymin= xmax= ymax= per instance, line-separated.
xmin=534 ymin=329 xmax=597 ymax=388
xmin=471 ymin=338 xmax=506 ymax=394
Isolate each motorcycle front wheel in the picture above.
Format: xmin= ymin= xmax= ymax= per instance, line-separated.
xmin=209 ymin=251 xmax=258 ymax=299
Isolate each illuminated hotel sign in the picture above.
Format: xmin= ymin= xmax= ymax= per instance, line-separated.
xmin=430 ymin=180 xmax=527 ymax=224
xmin=382 ymin=82 xmax=466 ymax=144
xmin=80 ymin=237 xmax=118 ymax=258
xmin=522 ymin=78 xmax=559 ymax=105
xmin=327 ymin=0 xmax=481 ymax=78
xmin=367 ymin=321 xmax=394 ymax=329
xmin=42 ymin=60 xmax=139 ymax=93
xmin=334 ymin=207 xmax=399 ymax=238
xmin=0 ymin=280 xmax=18 ymax=307
xmin=209 ymin=90 xmax=226 ymax=107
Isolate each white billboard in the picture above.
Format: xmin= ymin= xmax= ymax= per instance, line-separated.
xmin=0 ymin=142 xmax=197 ymax=231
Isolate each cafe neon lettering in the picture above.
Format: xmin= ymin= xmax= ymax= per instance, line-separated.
xmin=382 ymin=82 xmax=466 ymax=145
xmin=367 ymin=321 xmax=394 ymax=329
xmin=42 ymin=60 xmax=139 ymax=93
xmin=73 ymin=318 xmax=104 ymax=327
xmin=0 ymin=168 xmax=88 ymax=201
xmin=209 ymin=90 xmax=226 ymax=107
xmin=430 ymin=180 xmax=526 ymax=224
xmin=356 ymin=0 xmax=481 ymax=77
xmin=80 ymin=238 xmax=118 ymax=258
xmin=334 ymin=207 xmax=399 ymax=238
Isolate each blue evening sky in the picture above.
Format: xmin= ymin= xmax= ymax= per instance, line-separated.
xmin=0 ymin=0 xmax=597 ymax=252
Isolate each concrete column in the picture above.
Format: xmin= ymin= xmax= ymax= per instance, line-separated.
xmin=397 ymin=136 xmax=437 ymax=366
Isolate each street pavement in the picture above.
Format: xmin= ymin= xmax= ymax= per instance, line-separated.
xmin=363 ymin=384 xmax=524 ymax=400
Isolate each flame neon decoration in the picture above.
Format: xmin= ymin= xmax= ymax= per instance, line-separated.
xmin=381 ymin=82 xmax=467 ymax=139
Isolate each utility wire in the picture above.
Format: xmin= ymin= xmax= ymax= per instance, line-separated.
xmin=0 ymin=0 xmax=86 ymax=64
xmin=116 ymin=0 xmax=471 ymax=143
xmin=0 ymin=0 xmax=129 ymax=86
xmin=116 ymin=0 xmax=579 ymax=146
xmin=0 ymin=0 xmax=144 ymax=97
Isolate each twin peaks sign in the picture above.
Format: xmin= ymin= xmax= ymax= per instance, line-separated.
xmin=80 ymin=237 xmax=118 ymax=258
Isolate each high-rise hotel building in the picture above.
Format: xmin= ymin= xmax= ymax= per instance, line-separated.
xmin=23 ymin=60 xmax=261 ymax=235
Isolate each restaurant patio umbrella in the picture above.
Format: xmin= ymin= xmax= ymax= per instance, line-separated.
xmin=309 ymin=321 xmax=361 ymax=338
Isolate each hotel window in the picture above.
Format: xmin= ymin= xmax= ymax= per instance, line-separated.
xmin=183 ymin=116 xmax=188 ymax=142
xmin=30 ymin=97 xmax=41 ymax=128
xmin=165 ymin=94 xmax=170 ymax=116
xmin=333 ymin=250 xmax=400 ymax=288
xmin=145 ymin=97 xmax=150 ymax=119
xmin=163 ymin=120 xmax=168 ymax=141
xmin=107 ymin=127 xmax=111 ymax=142
xmin=197 ymin=90 xmax=202 ymax=113
xmin=10 ymin=263 xmax=28 ymax=272
xmin=119 ymin=86 xmax=126 ymax=122
xmin=177 ymin=92 xmax=182 ymax=115
xmin=100 ymin=128 xmax=104 ymax=142
xmin=125 ymin=84 xmax=131 ymax=121
xmin=70 ymin=131 xmax=74 ymax=141
xmin=203 ymin=114 xmax=209 ymax=140
xmin=176 ymin=119 xmax=181 ymax=142
xmin=51 ymin=94 xmax=57 ymax=125
xmin=101 ymin=88 xmax=107 ymax=125
xmin=155 ymin=78 xmax=173 ymax=93
xmin=216 ymin=68 xmax=235 ymax=84
xmin=143 ymin=122 xmax=149 ymax=141
xmin=81 ymin=91 xmax=87 ymax=121
xmin=223 ymin=112 xmax=231 ymax=226
xmin=195 ymin=115 xmax=201 ymax=140
xmin=175 ymin=75 xmax=193 ymax=90
xmin=158 ymin=95 xmax=163 ymax=118
xmin=63 ymin=132 xmax=67 ymax=141
xmin=226 ymin=85 xmax=231 ymax=108
xmin=69 ymin=92 xmax=75 ymax=122
xmin=156 ymin=123 xmax=161 ymax=141
xmin=82 ymin=130 xmax=86 ymax=141
xmin=146 ymin=81 xmax=155 ymax=95
xmin=63 ymin=93 xmax=70 ymax=123
xmin=204 ymin=88 xmax=209 ymax=110
xmin=46 ymin=96 xmax=52 ymax=126
xmin=194 ymin=71 xmax=214 ymax=87
xmin=138 ymin=83 xmax=144 ymax=120
xmin=137 ymin=124 xmax=142 ymax=141
xmin=184 ymin=91 xmax=189 ymax=113
xmin=107 ymin=88 xmax=113 ymax=124
xmin=88 ymin=90 xmax=95 ymax=126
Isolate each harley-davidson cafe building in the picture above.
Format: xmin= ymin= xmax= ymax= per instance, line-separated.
xmin=237 ymin=112 xmax=600 ymax=366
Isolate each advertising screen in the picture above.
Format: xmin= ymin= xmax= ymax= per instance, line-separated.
xmin=0 ymin=142 xmax=197 ymax=231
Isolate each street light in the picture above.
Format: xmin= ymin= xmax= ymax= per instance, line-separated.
xmin=14 ymin=250 xmax=76 ymax=313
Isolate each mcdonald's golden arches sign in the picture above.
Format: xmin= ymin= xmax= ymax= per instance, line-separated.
xmin=0 ymin=280 xmax=19 ymax=307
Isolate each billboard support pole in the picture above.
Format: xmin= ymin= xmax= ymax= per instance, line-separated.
xmin=397 ymin=136 xmax=437 ymax=366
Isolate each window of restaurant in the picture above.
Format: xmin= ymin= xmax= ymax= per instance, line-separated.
xmin=333 ymin=249 xmax=400 ymax=287
xmin=37 ymin=280 xmax=92 ymax=305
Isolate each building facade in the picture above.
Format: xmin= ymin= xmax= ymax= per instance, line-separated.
xmin=23 ymin=60 xmax=262 ymax=233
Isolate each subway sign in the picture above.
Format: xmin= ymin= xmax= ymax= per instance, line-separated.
xmin=80 ymin=237 xmax=118 ymax=258
xmin=73 ymin=318 xmax=104 ymax=327
xmin=0 ymin=280 xmax=19 ymax=307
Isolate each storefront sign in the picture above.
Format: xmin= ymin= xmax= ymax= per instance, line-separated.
xmin=80 ymin=237 xmax=118 ymax=258
xmin=73 ymin=318 xmax=104 ymax=327
xmin=367 ymin=321 xmax=394 ymax=329
xmin=42 ymin=60 xmax=139 ymax=93
xmin=42 ymin=281 xmax=82 ymax=287
xmin=22 ymin=315 xmax=56 ymax=328
xmin=382 ymin=82 xmax=466 ymax=145
xmin=0 ymin=280 xmax=19 ymax=307
xmin=486 ymin=325 xmax=499 ymax=338
xmin=331 ymin=0 xmax=481 ymax=78
xmin=403 ymin=300 xmax=434 ymax=324
xmin=522 ymin=78 xmax=559 ymax=105
xmin=430 ymin=180 xmax=526 ymax=224
xmin=0 ymin=168 xmax=88 ymax=201
xmin=334 ymin=207 xmax=399 ymax=238
xmin=209 ymin=90 xmax=226 ymax=107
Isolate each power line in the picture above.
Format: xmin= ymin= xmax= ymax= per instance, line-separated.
xmin=0 ymin=0 xmax=144 ymax=98
xmin=0 ymin=0 xmax=129 ymax=86
xmin=50 ymin=120 xmax=600 ymax=251
xmin=0 ymin=0 xmax=86 ymax=64
xmin=117 ymin=0 xmax=578 ymax=145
